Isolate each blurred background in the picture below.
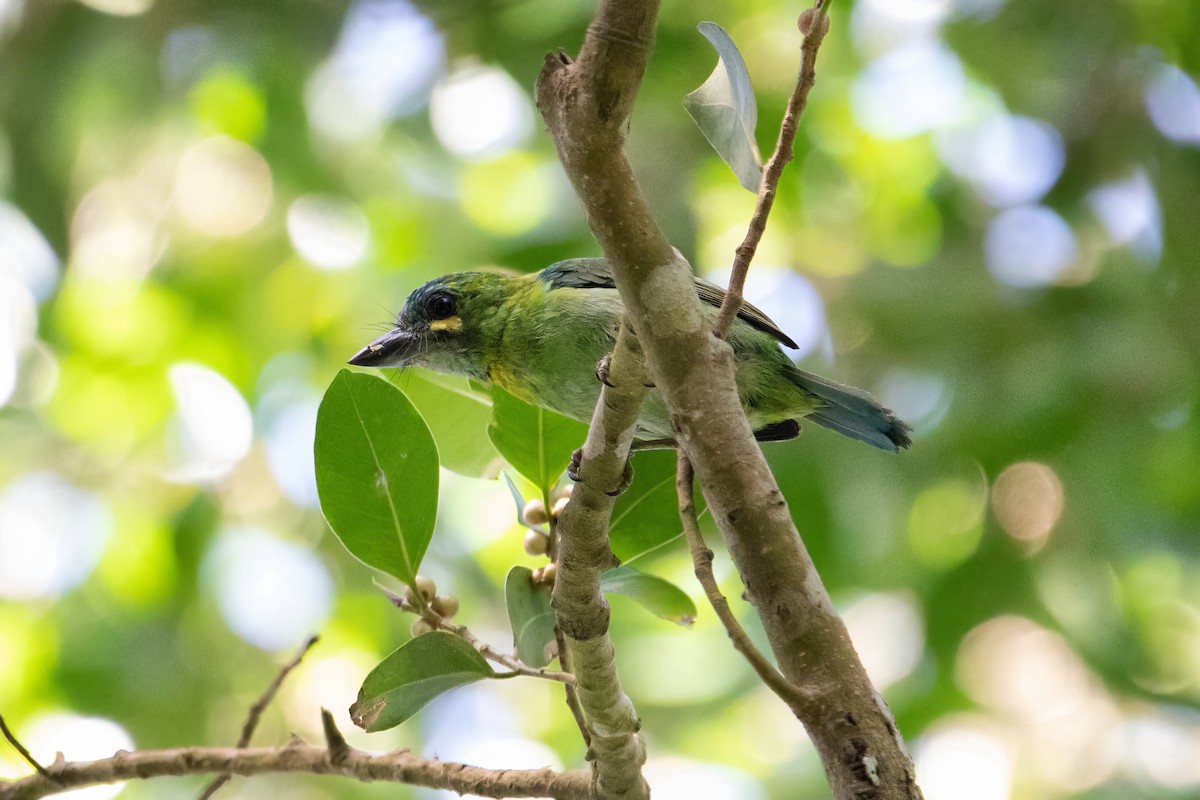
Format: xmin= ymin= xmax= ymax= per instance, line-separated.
xmin=1 ymin=0 xmax=1198 ymax=798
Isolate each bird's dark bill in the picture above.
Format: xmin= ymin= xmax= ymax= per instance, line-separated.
xmin=347 ymin=328 xmax=417 ymax=368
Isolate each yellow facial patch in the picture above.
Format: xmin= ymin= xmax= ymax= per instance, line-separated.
xmin=428 ymin=316 xmax=463 ymax=333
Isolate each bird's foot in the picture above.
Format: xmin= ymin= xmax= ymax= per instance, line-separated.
xmin=595 ymin=355 xmax=615 ymax=388
xmin=596 ymin=353 xmax=655 ymax=389
xmin=567 ymin=448 xmax=635 ymax=497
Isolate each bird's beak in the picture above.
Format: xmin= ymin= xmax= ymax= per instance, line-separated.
xmin=347 ymin=328 xmax=419 ymax=368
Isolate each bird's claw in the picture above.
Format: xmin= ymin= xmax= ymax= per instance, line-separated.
xmin=566 ymin=448 xmax=634 ymax=496
xmin=595 ymin=355 xmax=615 ymax=388
xmin=567 ymin=448 xmax=584 ymax=483
xmin=606 ymin=460 xmax=635 ymax=497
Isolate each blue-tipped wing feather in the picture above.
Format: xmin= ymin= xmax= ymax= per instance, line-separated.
xmin=787 ymin=367 xmax=912 ymax=452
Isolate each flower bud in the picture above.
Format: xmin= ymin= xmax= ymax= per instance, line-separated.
xmin=523 ymin=530 xmax=550 ymax=556
xmin=414 ymin=575 xmax=437 ymax=603
xmin=431 ymin=595 xmax=460 ymax=618
xmin=539 ymin=562 xmax=557 ymax=585
xmin=410 ymin=618 xmax=434 ymax=637
xmin=798 ymin=8 xmax=830 ymax=37
xmin=523 ymin=499 xmax=549 ymax=525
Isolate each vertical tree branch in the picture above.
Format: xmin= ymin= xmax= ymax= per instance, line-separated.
xmin=536 ymin=1 xmax=923 ymax=797
xmin=551 ymin=324 xmax=650 ymax=799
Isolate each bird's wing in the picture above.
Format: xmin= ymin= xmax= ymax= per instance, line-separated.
xmin=540 ymin=258 xmax=799 ymax=349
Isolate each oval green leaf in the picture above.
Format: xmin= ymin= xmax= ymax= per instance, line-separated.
xmin=684 ymin=21 xmax=763 ymax=192
xmin=350 ymin=631 xmax=493 ymax=732
xmin=315 ymin=369 xmax=439 ymax=585
xmin=601 ymin=566 xmax=697 ymax=627
xmin=505 ymin=566 xmax=558 ymax=668
xmin=391 ymin=371 xmax=505 ymax=479
xmin=487 ymin=387 xmax=588 ymax=494
xmin=610 ymin=450 xmax=705 ymax=562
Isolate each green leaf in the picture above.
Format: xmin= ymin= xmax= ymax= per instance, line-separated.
xmin=610 ymin=451 xmax=705 ymax=562
xmin=505 ymin=566 xmax=558 ymax=668
xmin=315 ymin=370 xmax=439 ymax=584
xmin=350 ymin=631 xmax=493 ymax=732
xmin=487 ymin=388 xmax=588 ymax=494
xmin=601 ymin=566 xmax=697 ymax=627
xmin=684 ymin=21 xmax=763 ymax=192
xmin=392 ymin=371 xmax=505 ymax=479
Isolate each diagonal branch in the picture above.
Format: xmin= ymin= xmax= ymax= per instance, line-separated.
xmin=537 ymin=0 xmax=923 ymax=797
xmin=712 ymin=0 xmax=831 ymax=340
xmin=0 ymin=716 xmax=50 ymax=781
xmin=198 ymin=635 xmax=319 ymax=799
xmin=675 ymin=455 xmax=812 ymax=715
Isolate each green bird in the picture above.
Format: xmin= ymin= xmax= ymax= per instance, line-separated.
xmin=349 ymin=258 xmax=911 ymax=452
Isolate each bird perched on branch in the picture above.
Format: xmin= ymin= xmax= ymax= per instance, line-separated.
xmin=349 ymin=258 xmax=911 ymax=452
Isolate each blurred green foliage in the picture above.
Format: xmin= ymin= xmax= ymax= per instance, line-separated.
xmin=1 ymin=0 xmax=1198 ymax=799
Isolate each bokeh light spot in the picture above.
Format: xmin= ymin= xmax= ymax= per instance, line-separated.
xmin=0 ymin=473 xmax=111 ymax=600
xmin=990 ymin=461 xmax=1063 ymax=550
xmin=937 ymin=113 xmax=1065 ymax=206
xmin=189 ymin=69 xmax=267 ymax=143
xmin=916 ymin=722 xmax=1012 ymax=800
xmin=984 ymin=205 xmax=1077 ymax=289
xmin=907 ymin=476 xmax=987 ymax=569
xmin=1145 ymin=63 xmax=1200 ymax=145
xmin=23 ymin=713 xmax=134 ymax=800
xmin=205 ymin=528 xmax=333 ymax=651
xmin=287 ymin=195 xmax=370 ymax=270
xmin=174 ymin=136 xmax=273 ymax=237
xmin=431 ymin=65 xmax=534 ymax=159
xmin=842 ymin=592 xmax=925 ymax=689
xmin=851 ymin=42 xmax=966 ymax=139
xmin=305 ymin=0 xmax=445 ymax=141
xmin=167 ymin=363 xmax=253 ymax=483
xmin=0 ymin=201 xmax=60 ymax=299
xmin=1087 ymin=169 xmax=1162 ymax=265
xmin=459 ymin=153 xmax=553 ymax=236
xmin=77 ymin=0 xmax=153 ymax=16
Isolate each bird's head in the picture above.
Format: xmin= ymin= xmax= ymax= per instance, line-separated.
xmin=348 ymin=272 xmax=509 ymax=380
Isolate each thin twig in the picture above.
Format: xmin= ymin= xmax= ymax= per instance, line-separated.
xmin=712 ymin=0 xmax=833 ymax=341
xmin=197 ymin=634 xmax=319 ymax=799
xmin=675 ymin=455 xmax=813 ymax=715
xmin=380 ymin=587 xmax=576 ymax=685
xmin=555 ymin=625 xmax=592 ymax=751
xmin=0 ymin=715 xmax=50 ymax=780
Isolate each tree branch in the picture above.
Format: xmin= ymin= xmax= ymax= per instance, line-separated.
xmin=712 ymin=0 xmax=831 ymax=340
xmin=0 ymin=716 xmax=50 ymax=780
xmin=198 ymin=635 xmax=319 ymax=799
xmin=675 ymin=455 xmax=813 ymax=715
xmin=0 ymin=740 xmax=591 ymax=800
xmin=551 ymin=323 xmax=649 ymax=799
xmin=537 ymin=0 xmax=923 ymax=797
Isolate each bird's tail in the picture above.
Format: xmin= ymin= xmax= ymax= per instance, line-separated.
xmin=786 ymin=366 xmax=912 ymax=453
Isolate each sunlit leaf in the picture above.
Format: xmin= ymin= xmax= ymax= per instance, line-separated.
xmin=487 ymin=388 xmax=588 ymax=494
xmin=684 ymin=21 xmax=763 ymax=192
xmin=610 ymin=451 xmax=705 ymax=562
xmin=505 ymin=566 xmax=558 ymax=668
xmin=601 ymin=566 xmax=697 ymax=627
xmin=350 ymin=631 xmax=493 ymax=732
xmin=314 ymin=370 xmax=439 ymax=585
xmin=393 ymin=371 xmax=505 ymax=479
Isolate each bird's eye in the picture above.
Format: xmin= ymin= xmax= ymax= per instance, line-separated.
xmin=425 ymin=292 xmax=456 ymax=321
